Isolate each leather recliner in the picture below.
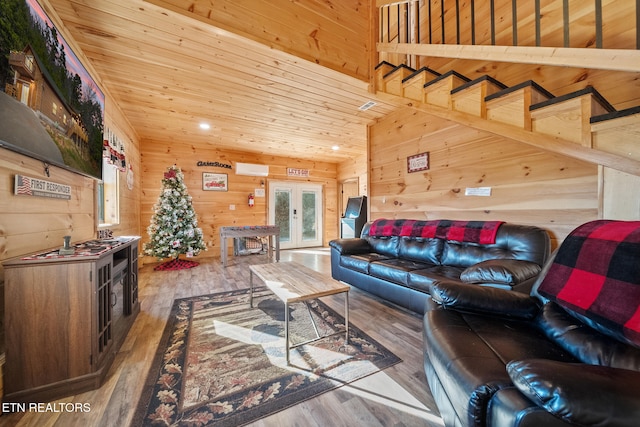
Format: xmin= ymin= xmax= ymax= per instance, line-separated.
xmin=423 ymin=219 xmax=640 ymax=427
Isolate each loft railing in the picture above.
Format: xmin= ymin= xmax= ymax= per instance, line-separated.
xmin=377 ymin=0 xmax=640 ymax=72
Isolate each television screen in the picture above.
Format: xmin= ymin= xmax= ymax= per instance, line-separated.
xmin=344 ymin=196 xmax=364 ymax=218
xmin=0 ymin=0 xmax=104 ymax=180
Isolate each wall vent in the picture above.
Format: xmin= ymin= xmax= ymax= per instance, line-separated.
xmin=358 ymin=101 xmax=377 ymax=111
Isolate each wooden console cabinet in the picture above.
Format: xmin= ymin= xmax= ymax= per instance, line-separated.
xmin=2 ymin=237 xmax=140 ymax=403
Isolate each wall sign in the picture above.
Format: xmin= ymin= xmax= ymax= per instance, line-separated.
xmin=287 ymin=167 xmax=310 ymax=177
xmin=196 ymin=161 xmax=232 ymax=169
xmin=202 ymin=173 xmax=228 ymax=191
xmin=14 ymin=175 xmax=71 ymax=200
xmin=407 ymin=152 xmax=429 ymax=173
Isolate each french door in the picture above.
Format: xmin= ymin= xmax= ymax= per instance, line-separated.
xmin=268 ymin=182 xmax=323 ymax=249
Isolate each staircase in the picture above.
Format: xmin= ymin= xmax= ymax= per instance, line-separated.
xmin=375 ymin=62 xmax=640 ymax=176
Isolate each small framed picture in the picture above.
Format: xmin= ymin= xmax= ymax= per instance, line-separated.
xmin=407 ymin=152 xmax=429 ymax=173
xmin=202 ymin=173 xmax=228 ymax=191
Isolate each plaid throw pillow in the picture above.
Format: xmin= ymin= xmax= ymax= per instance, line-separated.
xmin=537 ymin=220 xmax=640 ymax=347
xmin=368 ymin=219 xmax=503 ymax=244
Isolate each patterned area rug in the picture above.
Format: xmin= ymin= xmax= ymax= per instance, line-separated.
xmin=132 ymin=287 xmax=401 ymax=426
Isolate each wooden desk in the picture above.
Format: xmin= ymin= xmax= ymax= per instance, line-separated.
xmin=219 ymin=225 xmax=280 ymax=267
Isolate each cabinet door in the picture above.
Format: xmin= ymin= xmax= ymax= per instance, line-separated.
xmin=129 ymin=243 xmax=140 ymax=314
xmin=94 ymin=256 xmax=114 ymax=366
xmin=4 ymin=262 xmax=94 ymax=392
xmin=126 ymin=242 xmax=139 ymax=315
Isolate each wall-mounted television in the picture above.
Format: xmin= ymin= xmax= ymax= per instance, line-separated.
xmin=0 ymin=0 xmax=104 ymax=180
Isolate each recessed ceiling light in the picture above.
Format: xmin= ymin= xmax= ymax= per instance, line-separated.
xmin=199 ymin=123 xmax=210 ymax=130
xmin=331 ymin=145 xmax=340 ymax=151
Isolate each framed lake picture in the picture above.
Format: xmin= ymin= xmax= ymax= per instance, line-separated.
xmin=203 ymin=173 xmax=228 ymax=191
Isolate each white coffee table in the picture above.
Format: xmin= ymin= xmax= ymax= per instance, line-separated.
xmin=249 ymin=261 xmax=350 ymax=364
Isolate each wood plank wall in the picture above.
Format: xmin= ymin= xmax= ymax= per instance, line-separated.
xmin=147 ymin=0 xmax=371 ymax=82
xmin=0 ymin=149 xmax=95 ymax=268
xmin=139 ymin=140 xmax=338 ymax=264
xmin=338 ymin=153 xmax=369 ymax=218
xmin=369 ymin=106 xmax=599 ymax=247
xmin=338 ymin=153 xmax=368 ymax=194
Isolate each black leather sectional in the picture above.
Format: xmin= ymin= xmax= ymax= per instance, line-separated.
xmin=329 ymin=219 xmax=550 ymax=314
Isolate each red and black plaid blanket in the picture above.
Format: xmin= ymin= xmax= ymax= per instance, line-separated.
xmin=368 ymin=219 xmax=504 ymax=244
xmin=537 ymin=220 xmax=640 ymax=346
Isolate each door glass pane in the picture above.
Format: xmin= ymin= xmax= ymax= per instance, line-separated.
xmin=275 ymin=189 xmax=291 ymax=242
xmin=302 ymin=191 xmax=317 ymax=241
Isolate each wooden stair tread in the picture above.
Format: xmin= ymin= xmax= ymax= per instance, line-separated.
xmin=401 ymin=66 xmax=441 ymax=102
xmin=383 ymin=64 xmax=417 ymax=96
xmin=591 ymin=105 xmax=640 ymax=124
xmin=375 ymin=60 xmax=395 ymax=71
xmin=486 ymin=80 xmax=554 ymax=103
xmin=422 ymin=71 xmax=470 ymax=109
xmin=451 ymin=75 xmax=507 ymax=95
xmin=423 ymin=70 xmax=470 ymax=89
xmin=530 ymin=86 xmax=616 ymax=146
xmin=402 ymin=66 xmax=441 ymax=84
xmin=485 ymin=80 xmax=555 ymax=130
xmin=450 ymin=75 xmax=508 ymax=117
xmin=374 ymin=61 xmax=396 ymax=91
xmin=383 ymin=64 xmax=415 ymax=80
xmin=530 ymin=85 xmax=616 ymax=113
xmin=591 ymin=106 xmax=640 ymax=162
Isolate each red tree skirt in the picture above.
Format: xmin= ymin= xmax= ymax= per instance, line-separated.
xmin=154 ymin=258 xmax=200 ymax=271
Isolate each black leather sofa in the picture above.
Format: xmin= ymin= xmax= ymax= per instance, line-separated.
xmin=424 ymin=219 xmax=640 ymax=427
xmin=329 ymin=219 xmax=550 ymax=314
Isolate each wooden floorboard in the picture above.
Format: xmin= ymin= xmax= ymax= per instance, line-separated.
xmin=1 ymin=249 xmax=443 ymax=426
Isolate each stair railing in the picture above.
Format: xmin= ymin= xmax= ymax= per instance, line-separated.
xmin=377 ymin=0 xmax=640 ymax=73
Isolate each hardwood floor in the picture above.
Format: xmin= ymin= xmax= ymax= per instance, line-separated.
xmin=1 ymin=249 xmax=444 ymax=427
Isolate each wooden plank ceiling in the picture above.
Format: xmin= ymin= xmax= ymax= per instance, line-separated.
xmin=40 ymin=0 xmax=399 ymax=163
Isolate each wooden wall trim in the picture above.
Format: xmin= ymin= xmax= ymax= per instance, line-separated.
xmin=377 ymin=42 xmax=640 ymax=73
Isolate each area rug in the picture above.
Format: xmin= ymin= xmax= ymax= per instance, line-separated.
xmin=153 ymin=258 xmax=200 ymax=271
xmin=132 ymin=287 xmax=401 ymax=426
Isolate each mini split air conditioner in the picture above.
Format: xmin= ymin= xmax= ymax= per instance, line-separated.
xmin=235 ymin=162 xmax=269 ymax=176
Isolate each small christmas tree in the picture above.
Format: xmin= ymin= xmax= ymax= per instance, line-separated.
xmin=144 ymin=165 xmax=206 ymax=270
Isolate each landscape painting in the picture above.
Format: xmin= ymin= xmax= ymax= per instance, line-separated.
xmin=0 ymin=0 xmax=105 ymax=179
